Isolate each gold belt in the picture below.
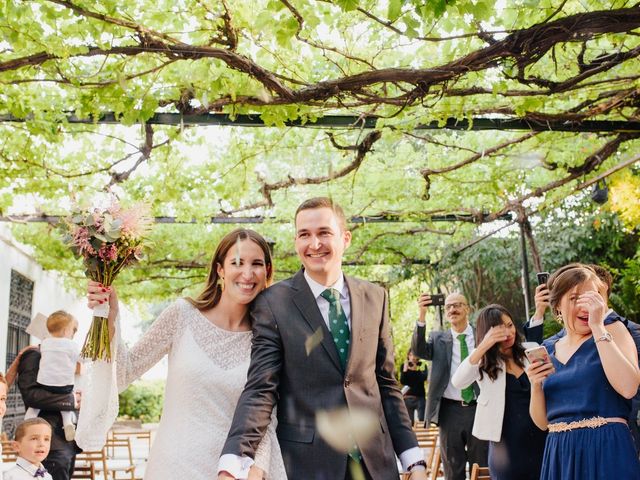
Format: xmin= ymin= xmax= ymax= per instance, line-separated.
xmin=548 ymin=416 xmax=626 ymax=433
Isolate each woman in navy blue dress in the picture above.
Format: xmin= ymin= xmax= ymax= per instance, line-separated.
xmin=527 ymin=265 xmax=640 ymax=479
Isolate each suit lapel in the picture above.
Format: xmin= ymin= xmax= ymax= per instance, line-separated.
xmin=291 ymin=270 xmax=343 ymax=372
xmin=344 ymin=276 xmax=364 ymax=373
xmin=441 ymin=330 xmax=453 ymax=377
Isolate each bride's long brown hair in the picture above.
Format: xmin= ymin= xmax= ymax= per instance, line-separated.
xmin=186 ymin=229 xmax=274 ymax=311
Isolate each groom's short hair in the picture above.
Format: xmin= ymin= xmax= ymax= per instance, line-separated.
xmin=295 ymin=197 xmax=347 ymax=231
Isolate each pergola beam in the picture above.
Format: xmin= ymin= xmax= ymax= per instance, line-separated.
xmin=0 ymin=213 xmax=513 ymax=224
xmin=2 ymin=113 xmax=639 ymax=132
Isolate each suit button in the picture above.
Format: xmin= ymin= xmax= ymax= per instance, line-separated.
xmin=344 ymin=377 xmax=350 ymax=388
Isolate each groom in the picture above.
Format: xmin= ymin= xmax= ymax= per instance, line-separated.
xmin=218 ymin=197 xmax=426 ymax=480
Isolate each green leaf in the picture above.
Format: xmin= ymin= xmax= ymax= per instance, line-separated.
xmin=388 ymin=0 xmax=402 ymax=21
xmin=334 ymin=0 xmax=359 ymax=12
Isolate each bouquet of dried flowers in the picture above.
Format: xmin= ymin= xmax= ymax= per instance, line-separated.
xmin=60 ymin=202 xmax=152 ymax=361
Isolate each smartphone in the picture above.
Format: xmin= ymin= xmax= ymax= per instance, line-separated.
xmin=430 ymin=294 xmax=445 ymax=306
xmin=525 ymin=345 xmax=551 ymax=365
xmin=536 ymin=272 xmax=549 ymax=285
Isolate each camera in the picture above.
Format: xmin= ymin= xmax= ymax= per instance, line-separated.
xmin=536 ymin=272 xmax=549 ymax=285
xmin=430 ymin=294 xmax=445 ymax=306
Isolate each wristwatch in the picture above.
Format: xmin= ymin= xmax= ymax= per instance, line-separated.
xmin=407 ymin=460 xmax=427 ymax=472
xmin=595 ymin=332 xmax=613 ymax=343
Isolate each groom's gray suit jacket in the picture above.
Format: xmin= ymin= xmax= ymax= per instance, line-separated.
xmin=411 ymin=326 xmax=480 ymax=425
xmin=222 ymin=269 xmax=417 ymax=480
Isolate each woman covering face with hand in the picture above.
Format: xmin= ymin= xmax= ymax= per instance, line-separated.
xmin=527 ymin=265 xmax=640 ymax=480
xmin=76 ymin=229 xmax=287 ymax=480
xmin=452 ymin=304 xmax=547 ymax=480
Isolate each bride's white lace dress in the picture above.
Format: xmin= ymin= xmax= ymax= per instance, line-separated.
xmin=76 ymin=299 xmax=287 ymax=480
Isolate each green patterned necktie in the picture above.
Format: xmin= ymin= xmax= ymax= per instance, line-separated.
xmin=320 ymin=288 xmax=350 ymax=370
xmin=457 ymin=333 xmax=476 ymax=403
xmin=320 ymin=288 xmax=360 ymax=463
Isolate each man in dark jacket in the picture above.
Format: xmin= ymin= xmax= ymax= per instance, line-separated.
xmin=16 ymin=348 xmax=80 ymax=480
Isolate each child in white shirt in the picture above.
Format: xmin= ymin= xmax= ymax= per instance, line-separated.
xmin=4 ymin=418 xmax=53 ymax=480
xmin=24 ymin=311 xmax=80 ymax=442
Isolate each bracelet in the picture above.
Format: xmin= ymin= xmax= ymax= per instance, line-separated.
xmin=407 ymin=460 xmax=427 ymax=471
xmin=595 ymin=332 xmax=613 ymax=343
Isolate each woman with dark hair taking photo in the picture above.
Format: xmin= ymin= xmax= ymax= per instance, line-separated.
xmin=527 ymin=265 xmax=640 ymax=479
xmin=77 ymin=229 xmax=287 ymax=480
xmin=452 ymin=304 xmax=547 ymax=480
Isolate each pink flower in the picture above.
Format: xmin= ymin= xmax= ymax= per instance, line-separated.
xmin=93 ymin=211 xmax=105 ymax=233
xmin=98 ymin=244 xmax=118 ymax=262
xmin=114 ymin=204 xmax=152 ymax=239
xmin=72 ymin=227 xmax=96 ymax=257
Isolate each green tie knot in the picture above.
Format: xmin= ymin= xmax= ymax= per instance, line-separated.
xmin=457 ymin=333 xmax=466 ymax=342
xmin=320 ymin=288 xmax=340 ymax=304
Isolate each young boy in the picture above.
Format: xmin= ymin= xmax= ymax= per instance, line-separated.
xmin=24 ymin=311 xmax=80 ymax=442
xmin=5 ymin=418 xmax=53 ymax=480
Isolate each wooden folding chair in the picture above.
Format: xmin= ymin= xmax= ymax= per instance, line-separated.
xmin=72 ymin=464 xmax=96 ymax=479
xmin=76 ymin=449 xmax=109 ymax=480
xmin=470 ymin=463 xmax=491 ymax=480
xmin=1 ymin=440 xmax=18 ymax=463
xmin=104 ymin=436 xmax=140 ymax=480
xmin=429 ymin=442 xmax=444 ymax=480
xmin=108 ymin=429 xmax=152 ymax=459
xmin=400 ymin=429 xmax=441 ymax=480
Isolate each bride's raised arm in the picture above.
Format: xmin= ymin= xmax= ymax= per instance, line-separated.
xmin=77 ymin=283 xmax=182 ymax=450
xmin=114 ymin=299 xmax=182 ymax=391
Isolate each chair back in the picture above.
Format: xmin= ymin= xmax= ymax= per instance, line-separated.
xmin=76 ymin=448 xmax=108 ymax=479
xmin=104 ymin=436 xmax=137 ymax=479
xmin=1 ymin=440 xmax=18 ymax=463
xmin=71 ymin=464 xmax=96 ymax=479
xmin=470 ymin=463 xmax=491 ymax=480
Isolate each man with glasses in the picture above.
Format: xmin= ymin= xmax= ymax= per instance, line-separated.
xmin=411 ymin=293 xmax=488 ymax=480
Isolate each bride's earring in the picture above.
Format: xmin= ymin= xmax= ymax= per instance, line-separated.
xmin=217 ymin=276 xmax=225 ymax=292
xmin=556 ymin=311 xmax=563 ymax=323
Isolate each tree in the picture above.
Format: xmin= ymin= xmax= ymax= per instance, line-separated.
xmin=0 ymin=0 xmax=638 ymax=306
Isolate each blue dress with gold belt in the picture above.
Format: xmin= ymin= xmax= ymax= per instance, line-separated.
xmin=541 ymin=334 xmax=640 ymax=479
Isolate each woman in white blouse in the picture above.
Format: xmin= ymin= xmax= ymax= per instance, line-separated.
xmin=452 ymin=304 xmax=546 ymax=480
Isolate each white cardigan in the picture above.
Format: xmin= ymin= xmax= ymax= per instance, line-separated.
xmin=451 ymin=342 xmax=538 ymax=442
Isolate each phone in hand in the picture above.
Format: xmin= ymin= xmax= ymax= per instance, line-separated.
xmin=536 ymin=272 xmax=549 ymax=285
xmin=525 ymin=345 xmax=551 ymax=365
xmin=430 ymin=294 xmax=445 ymax=306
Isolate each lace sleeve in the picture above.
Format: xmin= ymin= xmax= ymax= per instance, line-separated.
xmin=253 ymin=408 xmax=280 ymax=477
xmin=116 ymin=300 xmax=182 ymax=391
xmin=76 ymin=300 xmax=183 ymax=451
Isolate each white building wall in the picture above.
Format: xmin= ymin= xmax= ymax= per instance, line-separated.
xmin=0 ymin=224 xmax=164 ymax=380
xmin=0 ymin=225 xmax=90 ymax=368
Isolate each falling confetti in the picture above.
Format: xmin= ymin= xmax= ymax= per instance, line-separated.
xmin=316 ymin=406 xmax=379 ymax=454
xmin=305 ymin=327 xmax=324 ymax=356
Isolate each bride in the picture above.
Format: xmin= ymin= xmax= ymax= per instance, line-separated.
xmin=77 ymin=229 xmax=287 ymax=480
